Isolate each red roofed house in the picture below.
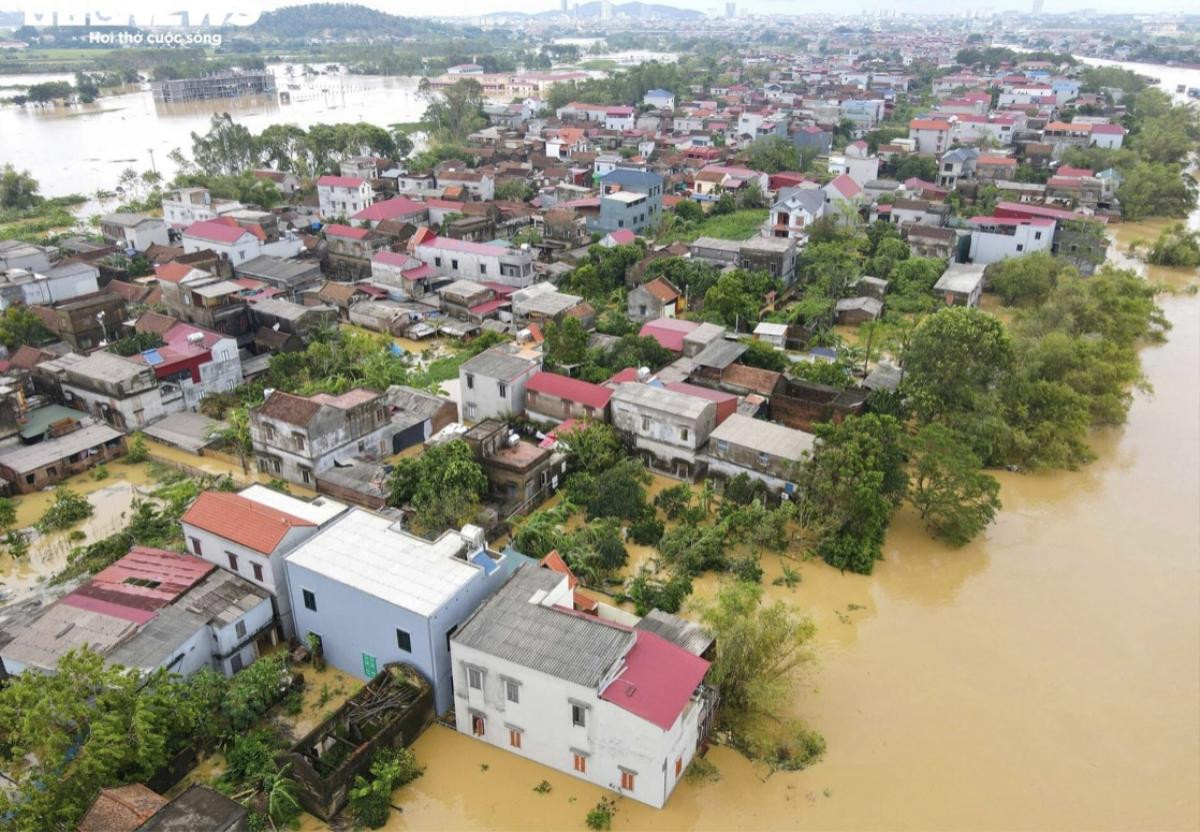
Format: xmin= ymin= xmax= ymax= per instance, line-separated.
xmin=181 ymin=218 xmax=262 ymax=264
xmin=627 ymin=276 xmax=682 ymax=322
xmin=371 ymin=250 xmax=437 ymax=299
xmin=1086 ymin=121 xmax=1126 ymax=149
xmin=129 ymin=311 xmax=242 ymax=409
xmin=823 ymin=173 xmax=864 ymax=216
xmin=525 ymin=371 xmax=614 ymax=423
xmin=639 ymin=317 xmax=700 ymax=352
xmin=0 ymin=545 xmax=275 ymax=678
xmin=325 ymin=223 xmax=388 ymax=280
xmin=316 ymin=174 xmax=373 ymax=220
xmin=909 ymin=118 xmax=953 ymax=155
xmin=450 ymin=563 xmax=715 ymax=808
xmin=180 ymin=484 xmax=349 ymax=639
xmin=249 ymin=387 xmax=394 ymax=489
xmin=350 ymin=196 xmax=429 ymax=228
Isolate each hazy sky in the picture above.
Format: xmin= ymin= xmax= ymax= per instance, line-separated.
xmin=14 ymin=0 xmax=1198 ymax=24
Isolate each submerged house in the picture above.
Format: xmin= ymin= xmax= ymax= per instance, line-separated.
xmin=450 ymin=564 xmax=716 ymax=808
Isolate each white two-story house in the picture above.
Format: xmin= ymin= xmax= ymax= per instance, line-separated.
xmin=450 ymin=564 xmax=715 ymax=808
xmin=317 ymin=175 xmax=374 ymax=220
xmin=180 ymin=485 xmax=348 ymax=640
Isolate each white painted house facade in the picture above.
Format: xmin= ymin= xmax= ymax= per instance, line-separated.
xmin=316 ymin=175 xmax=374 ymax=220
xmin=179 ymin=486 xmax=348 ymax=640
xmin=450 ymin=565 xmax=714 ymax=808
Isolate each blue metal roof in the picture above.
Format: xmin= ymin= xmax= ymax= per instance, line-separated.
xmin=141 ymin=348 xmax=164 ymax=365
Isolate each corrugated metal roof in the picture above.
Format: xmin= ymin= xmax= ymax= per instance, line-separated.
xmin=635 ymin=609 xmax=714 ymax=656
xmin=453 ymin=565 xmax=633 ymax=688
xmin=709 ymin=413 xmax=814 ymax=460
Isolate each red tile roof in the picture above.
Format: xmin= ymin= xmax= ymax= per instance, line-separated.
xmin=154 ymin=261 xmax=197 ymax=284
xmin=1055 ymin=165 xmax=1094 ymax=178
xmin=604 ymin=229 xmax=637 ymax=245
xmin=600 ymin=630 xmax=710 ymax=730
xmin=352 ymin=197 xmax=426 ymax=222
xmin=527 ymin=371 xmax=613 ymax=410
xmin=184 ymin=219 xmax=254 ymax=245
xmin=639 ymin=318 xmax=700 ymax=352
xmin=181 ymin=491 xmax=315 ymax=554
xmin=317 ymin=175 xmax=366 ymax=188
xmin=826 ymin=173 xmax=862 ymax=199
xmin=324 ymin=223 xmax=370 ymax=239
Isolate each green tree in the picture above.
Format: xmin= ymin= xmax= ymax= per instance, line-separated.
xmin=422 ymin=78 xmax=486 ymax=141
xmin=692 ymin=581 xmax=824 ymax=769
xmin=0 ymin=496 xmax=16 ymax=533
xmin=907 ymin=423 xmax=1001 ymax=545
xmin=190 ymin=113 xmax=258 ymax=177
xmin=0 ymin=651 xmax=225 ymax=831
xmin=984 ymin=251 xmax=1076 ymax=306
xmin=702 ymin=268 xmax=779 ymax=330
xmin=801 ymin=413 xmax=907 ymax=574
xmin=543 ymin=316 xmax=589 ymax=368
xmin=0 ymin=306 xmax=52 ymax=350
xmin=568 ymin=457 xmax=650 ymax=522
xmin=0 ymin=164 xmax=41 ymax=210
xmin=558 ymin=421 xmax=623 ymax=476
xmin=739 ymin=338 xmax=789 ymax=372
xmin=1144 ymin=223 xmax=1200 ymax=268
xmin=745 ymin=135 xmax=799 ymax=173
xmin=902 ymin=307 xmax=1013 ymax=422
xmin=1117 ymin=163 xmax=1198 ymax=220
xmin=673 ymin=198 xmax=704 ymax=223
xmin=207 ymin=408 xmax=252 ymax=475
xmin=386 ymin=439 xmax=487 ymax=535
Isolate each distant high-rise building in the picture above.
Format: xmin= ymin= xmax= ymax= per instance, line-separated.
xmin=562 ymin=0 xmax=569 ymax=12
xmin=725 ymin=1 xmax=736 ymax=17
xmin=600 ymin=0 xmax=612 ymax=21
xmin=1032 ymin=0 xmax=1044 ymax=14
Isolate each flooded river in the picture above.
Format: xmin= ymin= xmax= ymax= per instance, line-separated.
xmin=0 ymin=64 xmax=427 ymax=202
xmin=391 ymin=284 xmax=1200 ymax=832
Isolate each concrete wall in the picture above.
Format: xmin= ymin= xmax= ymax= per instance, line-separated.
xmin=61 ymin=382 xmax=170 ymax=431
xmin=286 ymin=549 xmax=517 ymax=714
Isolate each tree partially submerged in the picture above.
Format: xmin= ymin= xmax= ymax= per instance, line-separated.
xmin=692 ymin=582 xmax=823 ymax=771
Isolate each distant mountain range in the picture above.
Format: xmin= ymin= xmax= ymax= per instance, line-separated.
xmin=245 ymin=3 xmax=454 ymax=38
xmin=496 ymin=2 xmax=705 ymax=20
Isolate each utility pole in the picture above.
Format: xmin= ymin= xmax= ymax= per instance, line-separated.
xmin=148 ymin=148 xmax=157 ymax=175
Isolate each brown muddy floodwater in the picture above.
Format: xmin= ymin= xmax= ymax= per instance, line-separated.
xmin=384 ymin=262 xmax=1200 ymax=829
